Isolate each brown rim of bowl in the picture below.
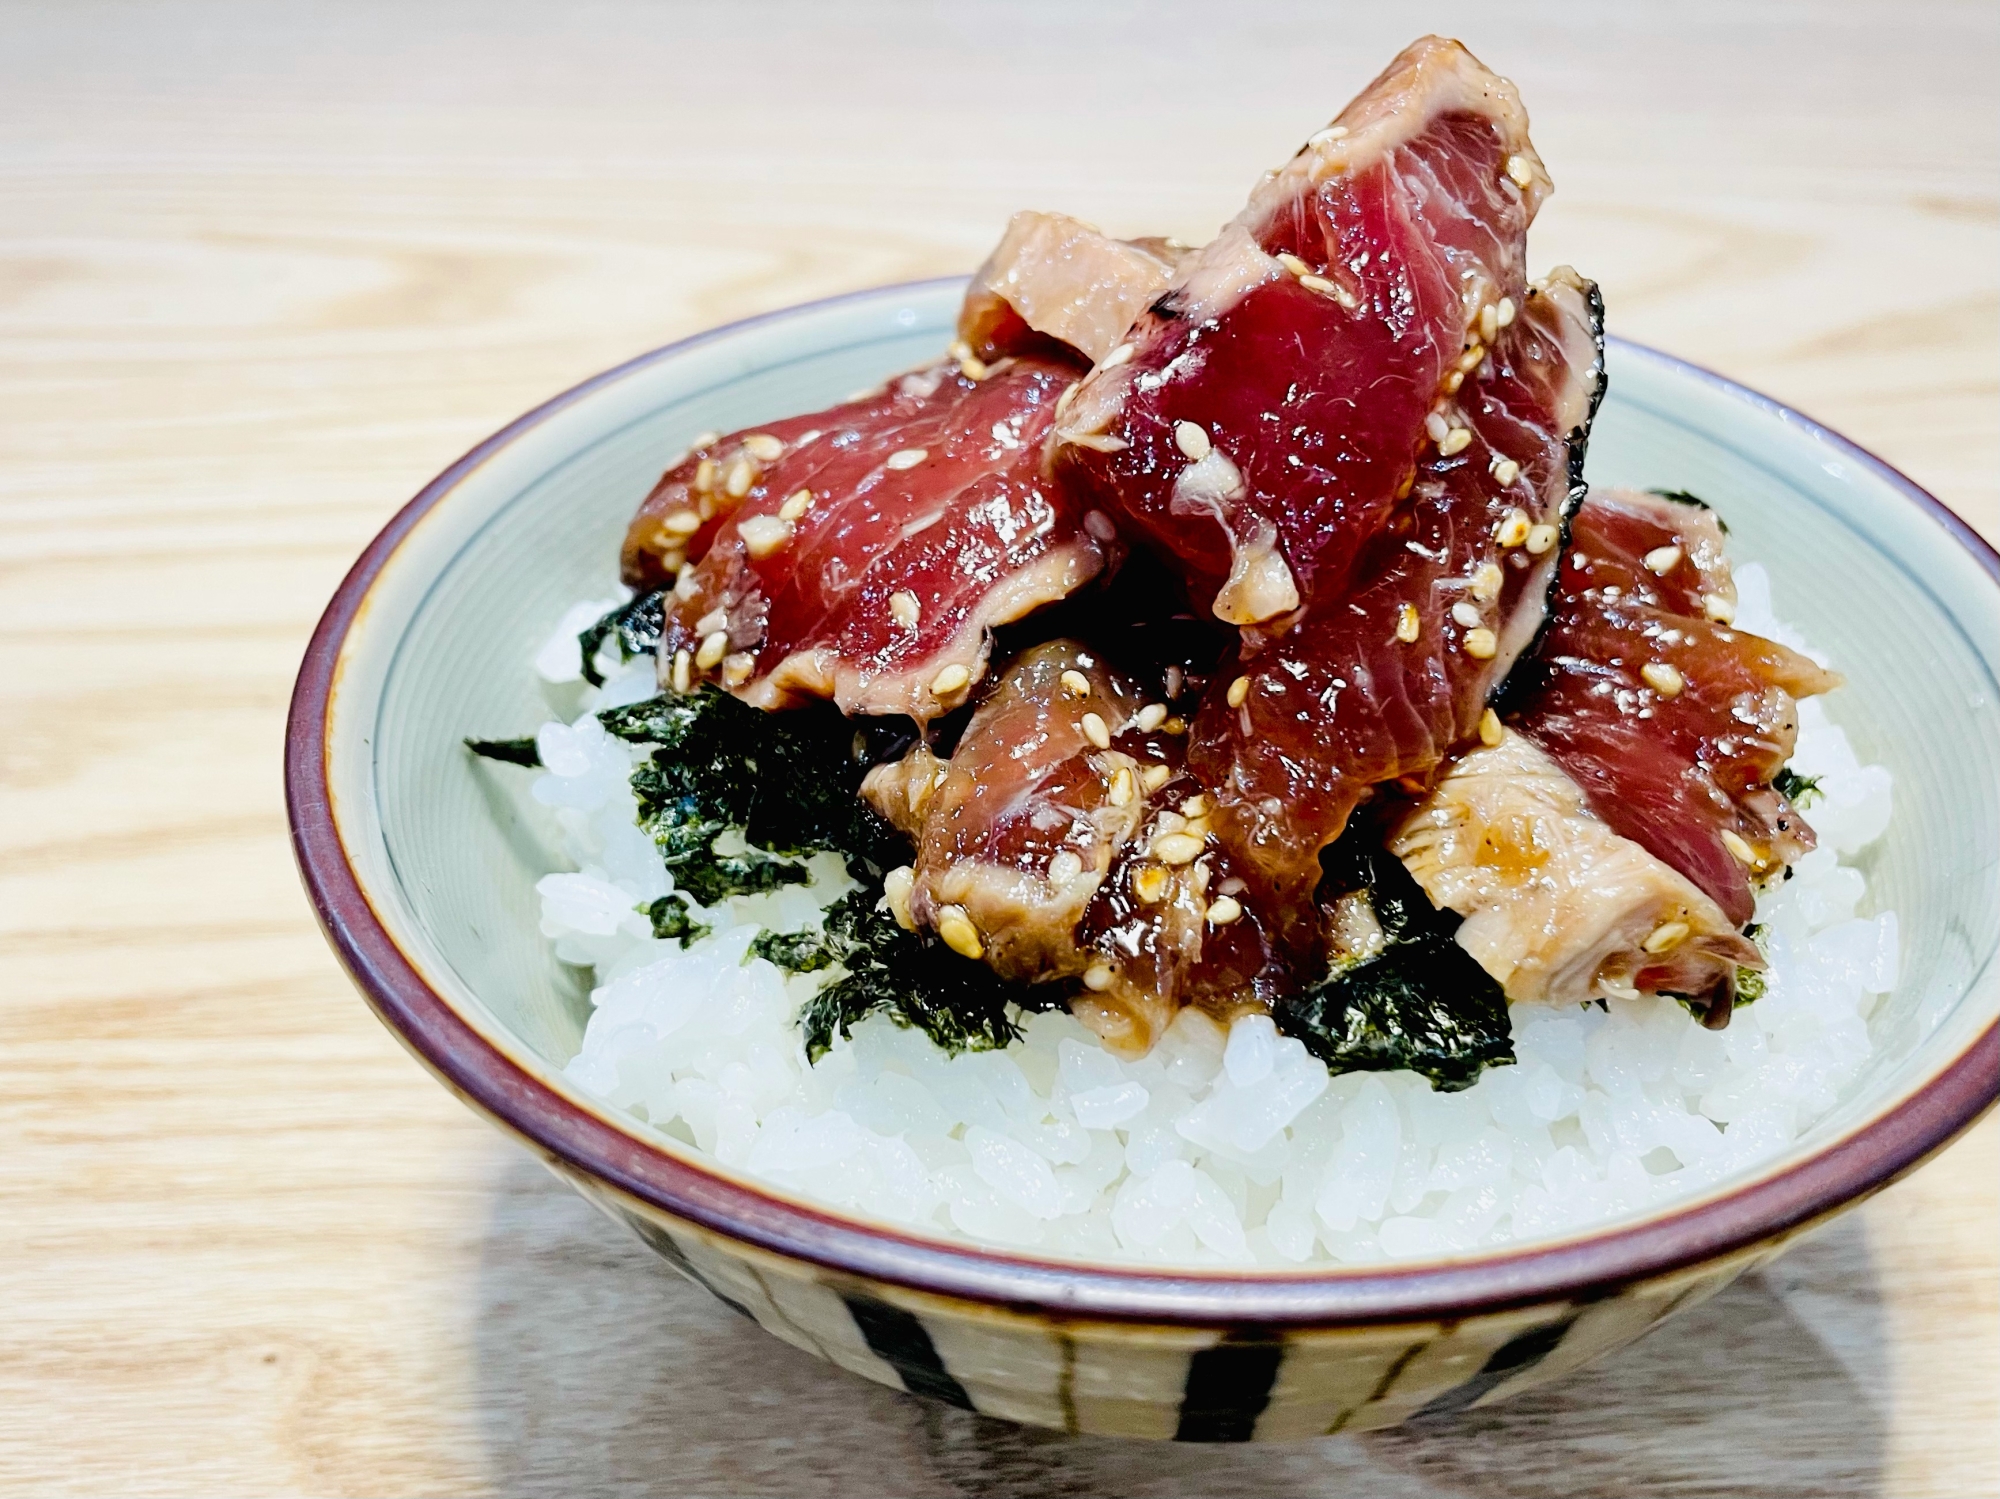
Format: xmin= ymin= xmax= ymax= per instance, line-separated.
xmin=286 ymin=278 xmax=2000 ymax=1327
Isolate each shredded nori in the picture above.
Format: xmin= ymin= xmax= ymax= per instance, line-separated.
xmin=464 ymin=736 xmax=542 ymax=767
xmin=642 ymin=894 xmax=712 ymax=947
xmin=755 ymin=889 xmax=1025 ymax=1062
xmin=1647 ymin=487 xmax=1729 ymax=533
xmin=1272 ymin=837 xmax=1515 ymax=1091
xmin=578 ymin=589 xmax=667 ymax=688
xmin=1773 ymin=766 xmax=1823 ymax=808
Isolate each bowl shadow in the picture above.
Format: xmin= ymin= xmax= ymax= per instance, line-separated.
xmin=472 ymin=1149 xmax=1888 ymax=1498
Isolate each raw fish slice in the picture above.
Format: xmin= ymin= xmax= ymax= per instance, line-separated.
xmin=1392 ymin=728 xmax=1759 ymax=1010
xmin=958 ymin=211 xmax=1192 ymax=365
xmin=1506 ymin=489 xmax=1839 ymax=925
xmin=625 ymin=353 xmax=1109 ymax=722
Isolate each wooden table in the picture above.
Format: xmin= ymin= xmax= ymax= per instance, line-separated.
xmin=3 ymin=3 xmax=1994 ymax=1493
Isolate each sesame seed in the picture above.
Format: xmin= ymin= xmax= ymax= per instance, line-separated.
xmin=1526 ymin=523 xmax=1560 ymax=555
xmin=883 ymin=866 xmax=916 ymax=930
xmin=1109 ymin=766 xmax=1135 ymax=807
xmin=1722 ymin=830 xmax=1760 ymax=866
xmin=1133 ymin=865 xmax=1170 ymax=904
xmin=1049 ymin=850 xmax=1084 ymax=886
xmin=694 ymin=458 xmax=718 ymax=491
xmin=1179 ymin=794 xmax=1209 ymax=817
xmin=1161 ymin=716 xmax=1187 ymax=735
xmin=1491 ymin=456 xmax=1521 ymax=486
xmin=1060 ymin=669 xmax=1092 ymax=698
xmin=1395 ymin=602 xmax=1421 ymax=643
xmin=690 ymin=429 xmax=721 ymax=449
xmin=670 ymin=648 xmax=692 ymax=695
xmin=1174 ymin=420 xmax=1213 ymax=461
xmin=1641 ymin=661 xmax=1685 ymax=697
xmin=1703 ymin=592 xmax=1737 ymax=624
xmin=1443 ymin=370 xmax=1465 ymax=394
xmin=1135 ymin=703 xmax=1168 ymax=732
xmin=937 ymin=906 xmax=985 ymax=960
xmin=1298 ymin=273 xmax=1336 ymax=296
xmin=724 ymin=457 xmax=756 ymax=498
xmin=1081 ymin=711 xmax=1111 ymax=750
xmin=1644 ymin=544 xmax=1683 ymax=575
xmin=661 ymin=508 xmax=702 ymax=536
xmin=1102 ymin=342 xmax=1136 ymax=368
xmin=694 ymin=607 xmax=728 ymax=636
xmin=1154 ymin=810 xmax=1186 ymax=836
xmin=1506 ymin=153 xmax=1535 ymax=188
xmin=1226 ymin=675 xmax=1251 ymax=708
xmin=1471 ymin=561 xmax=1504 ymax=601
xmin=888 ymin=591 xmax=921 ymax=631
xmin=1642 ymin=920 xmax=1690 ymax=954
xmin=885 ymin=448 xmax=928 ymax=471
xmin=948 ymin=339 xmax=972 ymax=362
xmin=1439 ymin=426 xmax=1473 ymax=456
xmin=930 ymin=663 xmax=971 ymax=698
xmin=1479 ymin=303 xmax=1500 ymax=343
xmin=720 ymin=651 xmax=755 ymax=687
xmin=1496 ymin=296 xmax=1517 ymax=329
xmin=1276 ymin=251 xmax=1311 ymax=277
xmin=1451 ymin=600 xmax=1483 ymax=628
xmin=778 ymin=488 xmax=814 ymax=521
xmin=1462 ymin=627 xmax=1498 ymax=659
xmin=739 ymin=514 xmax=793 ymax=558
xmin=795 ymin=429 xmax=821 ymax=445
xmin=1479 ymin=707 xmax=1503 ymax=746
xmin=1054 ymin=382 xmax=1079 ymax=419
xmin=1139 ymin=764 xmax=1173 ymax=794
xmin=1207 ymin=895 xmax=1244 ymax=926
xmin=695 ymin=630 xmax=729 ymax=670
xmin=1308 ymin=125 xmax=1349 ymax=146
xmin=1084 ymin=509 xmax=1117 ymax=542
xmin=1154 ymin=832 xmax=1204 ymax=865
xmin=1082 ymin=961 xmax=1115 ymax=991
xmin=1495 ymin=509 xmax=1533 ymax=547
xmin=742 ymin=433 xmax=784 ymax=461
xmin=1459 ymin=344 xmax=1486 ymax=373
xmin=959 ymin=353 xmax=991 ymax=381
xmin=1424 ymin=412 xmax=1451 ymax=444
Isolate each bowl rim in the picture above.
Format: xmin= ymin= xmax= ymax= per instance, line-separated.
xmin=287 ymin=277 xmax=2000 ymax=1326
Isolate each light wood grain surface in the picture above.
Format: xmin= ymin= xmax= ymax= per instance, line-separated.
xmin=2 ymin=3 xmax=1995 ymax=1494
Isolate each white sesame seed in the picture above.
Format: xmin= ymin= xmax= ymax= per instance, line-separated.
xmin=1048 ymin=850 xmax=1084 ymax=887
xmin=1174 ymin=423 xmax=1214 ymax=463
xmin=888 ymin=591 xmax=921 ymax=631
xmin=739 ymin=514 xmax=793 ymax=559
xmin=1054 ymin=381 xmax=1079 ymax=419
xmin=1644 ymin=544 xmax=1683 ymax=575
xmin=1424 ymin=412 xmax=1451 ymax=444
xmin=1525 ymin=523 xmax=1559 ymax=555
xmin=1154 ymin=832 xmax=1204 ymax=866
xmin=1060 ymin=669 xmax=1092 ymax=699
xmin=1722 ymin=830 xmax=1760 ymax=866
xmin=1462 ymin=627 xmax=1498 ymax=659
xmin=1276 ymin=252 xmax=1311 ymax=277
xmin=1180 ymin=794 xmax=1209 ymax=817
xmin=1226 ymin=675 xmax=1251 ymax=708
xmin=1459 ymin=344 xmax=1486 ymax=373
xmin=1102 ymin=342 xmax=1136 ymax=368
xmin=1471 ymin=561 xmax=1505 ymax=601
xmin=720 ymin=651 xmax=755 ymax=687
xmin=1080 ymin=711 xmax=1111 ymax=750
xmin=1479 ymin=707 xmax=1503 ymax=746
xmin=1439 ymin=426 xmax=1473 ymax=457
xmin=695 ymin=630 xmax=729 ymax=670
xmin=1479 ymin=303 xmax=1500 ymax=343
xmin=1443 ymin=370 xmax=1465 ymax=394
xmin=1082 ymin=961 xmax=1115 ymax=991
xmin=930 ymin=663 xmax=971 ymax=698
xmin=742 ymin=433 xmax=784 ymax=461
xmin=1491 ymin=456 xmax=1521 ymax=486
xmin=1703 ymin=592 xmax=1737 ymax=623
xmin=724 ymin=457 xmax=756 ymax=498
xmin=1495 ymin=509 xmax=1533 ymax=548
xmin=1506 ymin=153 xmax=1535 ymax=188
xmin=795 ymin=429 xmax=821 ymax=446
xmin=1641 ymin=661 xmax=1685 ymax=696
xmin=959 ymin=353 xmax=991 ymax=381
xmin=1308 ymin=125 xmax=1349 ymax=146
xmin=690 ymin=430 xmax=721 ymax=449
xmin=670 ymin=648 xmax=692 ymax=695
xmin=1135 ymin=703 xmax=1168 ymax=733
xmin=1496 ymin=296 xmax=1517 ymax=329
xmin=1133 ymin=865 xmax=1170 ymax=904
xmin=883 ymin=866 xmax=917 ymax=930
xmin=1451 ymin=600 xmax=1483 ymax=628
xmin=1207 ymin=895 xmax=1243 ymax=926
xmin=1140 ymin=764 xmax=1173 ymax=794
xmin=694 ymin=458 xmax=718 ymax=491
xmin=778 ymin=487 xmax=814 ymax=521
xmin=1642 ymin=920 xmax=1690 ymax=954
xmin=937 ymin=906 xmax=984 ymax=960
xmin=1298 ymin=273 xmax=1337 ymax=296
xmin=885 ymin=448 xmax=928 ymax=471
xmin=661 ymin=508 xmax=702 ymax=536
xmin=1395 ymin=602 xmax=1421 ymax=643
xmin=694 ymin=607 xmax=728 ymax=637
xmin=1162 ymin=716 xmax=1187 ymax=735
xmin=1154 ymin=810 xmax=1187 ymax=836
xmin=1108 ymin=766 xmax=1135 ymax=807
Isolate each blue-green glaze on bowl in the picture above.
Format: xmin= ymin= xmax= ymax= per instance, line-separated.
xmin=288 ymin=279 xmax=1998 ymax=1439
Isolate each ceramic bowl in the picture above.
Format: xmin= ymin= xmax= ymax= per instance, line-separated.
xmin=288 ymin=278 xmax=1999 ymax=1441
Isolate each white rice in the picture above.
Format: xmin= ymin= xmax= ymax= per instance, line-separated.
xmin=524 ymin=563 xmax=1896 ymax=1266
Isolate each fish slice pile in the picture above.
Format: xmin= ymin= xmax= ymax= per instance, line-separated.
xmin=593 ymin=36 xmax=1836 ymax=1086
